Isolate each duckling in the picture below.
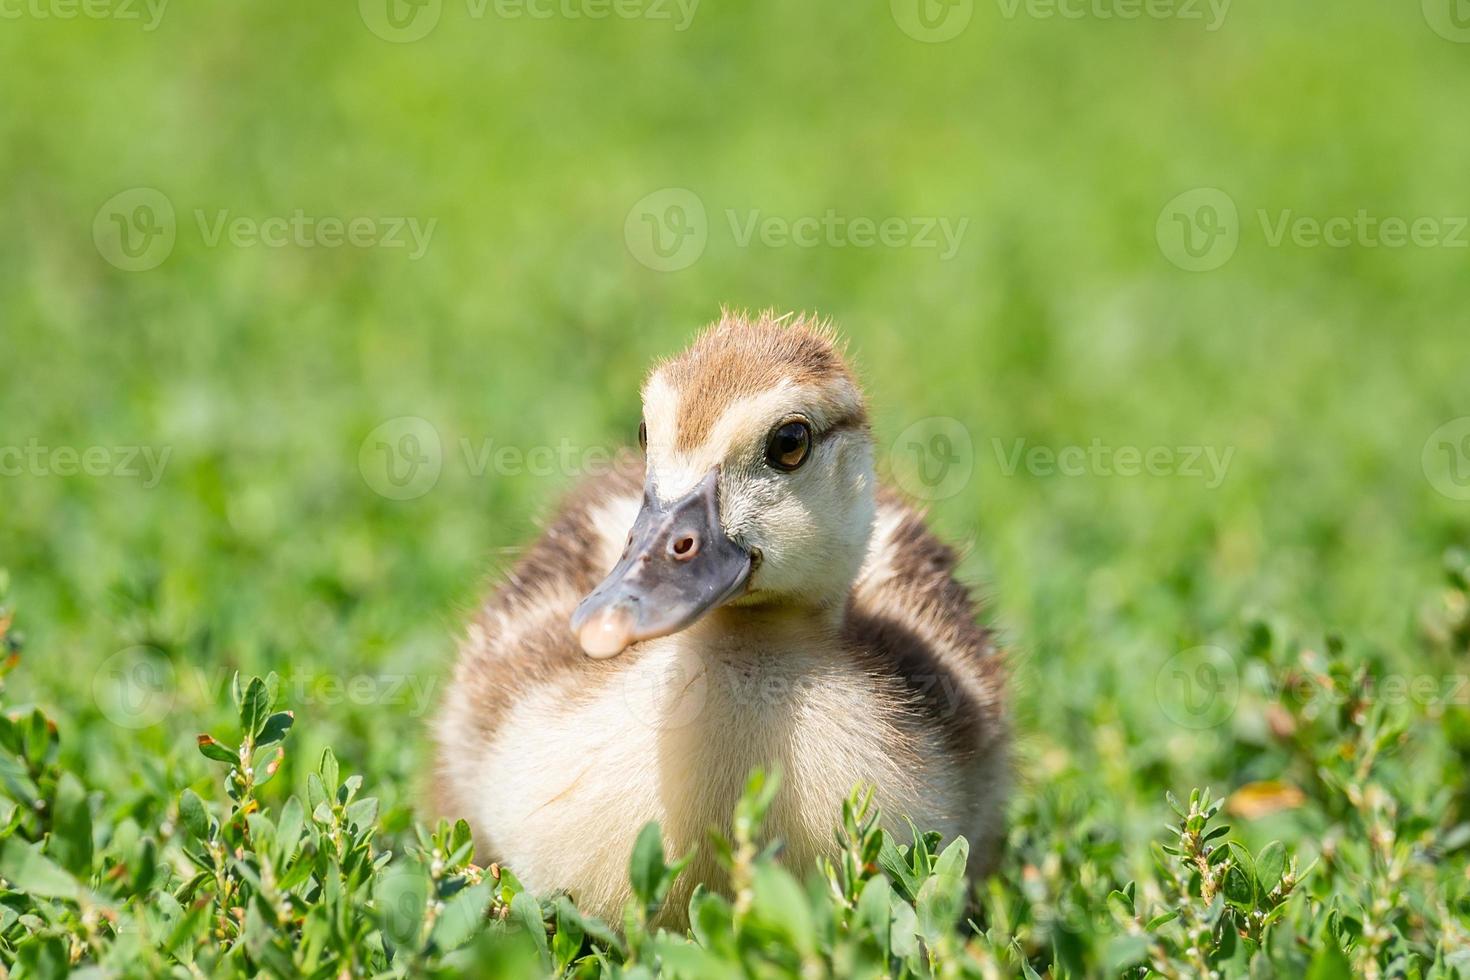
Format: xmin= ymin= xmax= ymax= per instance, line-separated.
xmin=431 ymin=310 xmax=1008 ymax=924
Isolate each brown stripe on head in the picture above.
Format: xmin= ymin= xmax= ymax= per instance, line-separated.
xmin=650 ymin=310 xmax=868 ymax=452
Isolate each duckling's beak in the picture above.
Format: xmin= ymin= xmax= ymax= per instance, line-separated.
xmin=570 ymin=467 xmax=753 ymax=659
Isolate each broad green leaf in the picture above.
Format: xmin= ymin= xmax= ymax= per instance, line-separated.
xmin=432 ymin=881 xmax=492 ymax=952
xmin=245 ymin=813 xmax=276 ymax=852
xmin=23 ymin=709 xmax=53 ymax=770
xmin=0 ymin=751 xmax=39 ymax=808
xmin=195 ymin=734 xmax=236 ymax=764
xmin=654 ymin=937 xmax=741 ymax=979
xmin=345 ymin=796 xmax=379 ymax=831
xmin=732 ymin=767 xmax=780 ymax=841
xmin=629 ymin=821 xmax=666 ymax=909
xmin=165 ymin=897 xmax=211 ymax=954
xmin=318 ymin=747 xmax=339 ymax=794
xmin=378 ymin=864 xmax=430 ymax=950
xmin=510 ymin=891 xmax=549 ymax=963
xmin=689 ymin=887 xmax=735 ymax=957
xmin=751 ymin=863 xmax=815 ymax=957
xmin=15 ymin=935 xmax=69 ymax=977
xmin=306 ymin=772 xmax=328 ymax=814
xmin=1224 ymin=841 xmax=1257 ymax=909
xmin=0 ymin=838 xmax=79 ymax=900
xmin=275 ymin=796 xmax=304 ymax=865
xmin=1255 ymin=840 xmax=1287 ymax=893
xmin=890 ymin=899 xmax=921 ymax=961
xmin=256 ymin=711 xmax=294 ymax=748
xmin=857 ymin=874 xmax=892 ymax=956
xmin=239 ymin=676 xmax=272 ymax=739
xmin=1305 ymin=942 xmax=1353 ymax=980
xmin=48 ymin=772 xmax=92 ymax=876
xmin=178 ymin=788 xmax=211 ymax=842
xmin=1145 ymin=909 xmax=1181 ymax=930
xmin=877 ymin=832 xmax=920 ymax=902
xmin=915 ymin=836 xmax=969 ymax=938
xmin=497 ymin=865 xmax=525 ymax=904
xmin=447 ymin=818 xmax=475 ymax=867
xmin=551 ymin=894 xmax=585 ymax=971
xmin=554 ymin=896 xmax=624 ymax=956
xmin=1104 ymin=934 xmax=1150 ymax=972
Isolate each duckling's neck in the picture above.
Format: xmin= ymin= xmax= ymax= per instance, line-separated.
xmin=681 ymin=599 xmax=847 ymax=659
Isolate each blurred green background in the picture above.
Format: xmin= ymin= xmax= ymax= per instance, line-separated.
xmin=1 ymin=0 xmax=1468 ymax=886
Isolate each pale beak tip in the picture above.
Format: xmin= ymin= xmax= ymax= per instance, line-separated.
xmin=577 ymin=607 xmax=636 ymax=659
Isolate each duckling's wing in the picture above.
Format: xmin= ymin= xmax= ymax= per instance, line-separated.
xmin=430 ymin=461 xmax=645 ymax=817
xmin=842 ymin=486 xmax=1010 ymax=870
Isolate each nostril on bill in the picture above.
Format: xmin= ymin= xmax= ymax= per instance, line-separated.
xmin=670 ymin=534 xmax=699 ymax=560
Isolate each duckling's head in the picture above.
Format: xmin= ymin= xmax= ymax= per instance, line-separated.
xmin=572 ymin=311 xmax=876 ymax=658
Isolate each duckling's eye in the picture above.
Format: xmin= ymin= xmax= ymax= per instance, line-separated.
xmin=638 ymin=421 xmax=648 ymax=453
xmin=765 ymin=420 xmax=813 ymax=472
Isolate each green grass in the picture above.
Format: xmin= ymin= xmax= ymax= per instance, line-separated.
xmin=3 ymin=0 xmax=1470 ymax=974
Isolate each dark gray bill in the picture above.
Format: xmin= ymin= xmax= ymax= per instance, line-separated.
xmin=570 ymin=467 xmax=753 ymax=658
